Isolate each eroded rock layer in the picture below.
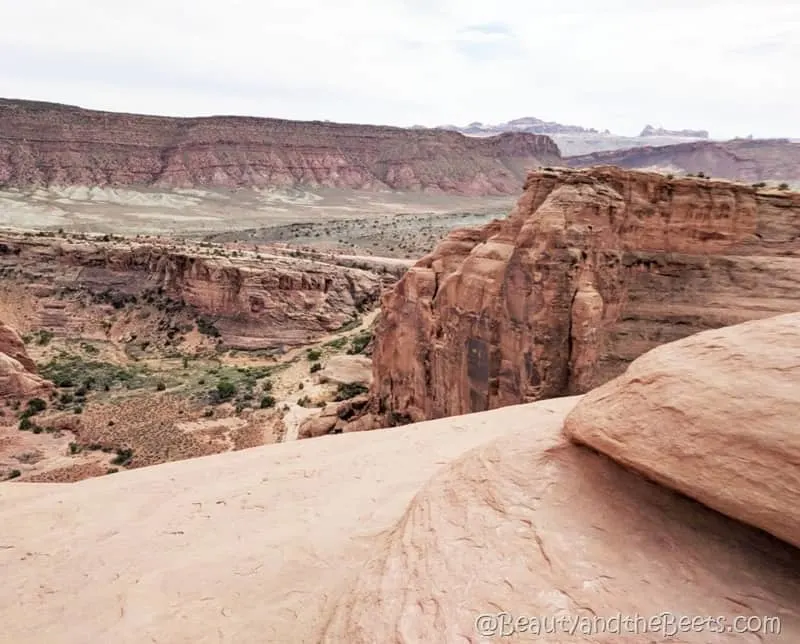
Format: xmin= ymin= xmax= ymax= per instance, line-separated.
xmin=567 ymin=138 xmax=800 ymax=182
xmin=0 ymin=236 xmax=381 ymax=349
xmin=367 ymin=166 xmax=800 ymax=426
xmin=0 ymin=320 xmax=52 ymax=400
xmin=0 ymin=98 xmax=561 ymax=195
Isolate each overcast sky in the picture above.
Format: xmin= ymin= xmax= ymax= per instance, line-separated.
xmin=2 ymin=0 xmax=797 ymax=138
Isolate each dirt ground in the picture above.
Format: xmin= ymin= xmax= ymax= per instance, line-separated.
xmin=0 ymin=307 xmax=378 ymax=482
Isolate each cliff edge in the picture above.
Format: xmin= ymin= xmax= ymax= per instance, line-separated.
xmin=360 ymin=166 xmax=800 ymax=427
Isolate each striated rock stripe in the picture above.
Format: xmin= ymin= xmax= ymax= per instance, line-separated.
xmin=0 ymin=98 xmax=561 ymax=195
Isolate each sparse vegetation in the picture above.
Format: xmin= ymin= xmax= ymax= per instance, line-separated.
xmin=309 ymin=362 xmax=322 ymax=374
xmin=337 ymin=314 xmax=362 ymax=332
xmin=196 ymin=316 xmax=221 ymax=337
xmin=110 ymin=448 xmax=134 ymax=466
xmin=778 ymin=183 xmax=790 ymax=190
xmin=215 ymin=380 xmax=237 ymax=402
xmin=41 ymin=355 xmax=150 ymax=392
xmin=306 ymin=348 xmax=322 ymax=361
xmin=348 ymin=330 xmax=372 ymax=355
xmin=260 ymin=395 xmax=276 ymax=408
xmin=334 ymin=382 xmax=369 ymax=401
xmin=35 ymin=329 xmax=54 ymax=346
xmin=26 ymin=398 xmax=47 ymax=414
xmin=323 ymin=336 xmax=349 ymax=350
xmin=6 ymin=469 xmax=21 ymax=480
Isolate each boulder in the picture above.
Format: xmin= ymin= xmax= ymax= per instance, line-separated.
xmin=565 ymin=312 xmax=800 ymax=549
xmin=321 ymin=397 xmax=800 ymax=642
xmin=0 ymin=321 xmax=52 ymax=400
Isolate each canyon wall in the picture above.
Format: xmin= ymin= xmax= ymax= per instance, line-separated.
xmin=567 ymin=138 xmax=800 ymax=182
xmin=0 ymin=99 xmax=560 ymax=196
xmin=362 ymin=167 xmax=800 ymax=427
xmin=0 ymin=237 xmax=382 ymax=349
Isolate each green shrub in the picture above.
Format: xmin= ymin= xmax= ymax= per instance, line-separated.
xmin=26 ymin=398 xmax=47 ymax=414
xmin=309 ymin=362 xmax=322 ymax=374
xmin=156 ymin=381 xmax=166 ymax=391
xmin=18 ymin=417 xmax=32 ymax=431
xmin=197 ymin=317 xmax=221 ymax=337
xmin=35 ymin=330 xmax=54 ymax=346
xmin=215 ymin=380 xmax=236 ymax=401
xmin=306 ymin=348 xmax=322 ymax=361
xmin=347 ymin=331 xmax=372 ymax=355
xmin=778 ymin=182 xmax=790 ymax=190
xmin=111 ymin=448 xmax=133 ymax=466
xmin=260 ymin=395 xmax=276 ymax=409
xmin=334 ymin=382 xmax=369 ymax=401
xmin=323 ymin=337 xmax=348 ymax=350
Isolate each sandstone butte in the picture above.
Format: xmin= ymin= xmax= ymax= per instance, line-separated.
xmin=1 ymin=314 xmax=799 ymax=643
xmin=0 ymin=236 xmax=382 ymax=349
xmin=0 ymin=98 xmax=561 ymax=195
xmin=567 ymin=137 xmax=800 ymax=182
xmin=0 ymin=319 xmax=52 ymax=400
xmin=354 ymin=165 xmax=800 ymax=430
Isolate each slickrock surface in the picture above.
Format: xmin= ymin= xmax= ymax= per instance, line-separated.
xmin=362 ymin=166 xmax=800 ymax=427
xmin=0 ymin=98 xmax=561 ymax=195
xmin=565 ymin=312 xmax=800 ymax=549
xmin=0 ymin=319 xmax=52 ymax=399
xmin=567 ymin=138 xmax=800 ymax=182
xmin=2 ymin=395 xmax=799 ymax=642
xmin=0 ymin=235 xmax=381 ymax=348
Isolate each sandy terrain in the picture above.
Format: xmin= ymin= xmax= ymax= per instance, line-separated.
xmin=0 ymin=184 xmax=514 ymax=238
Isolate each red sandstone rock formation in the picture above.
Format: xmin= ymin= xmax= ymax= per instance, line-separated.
xmin=360 ymin=167 xmax=800 ymax=428
xmin=0 ymin=320 xmax=52 ymax=400
xmin=567 ymin=138 xmax=800 ymax=182
xmin=0 ymin=236 xmax=382 ymax=349
xmin=0 ymin=98 xmax=561 ymax=195
xmin=565 ymin=312 xmax=800 ymax=549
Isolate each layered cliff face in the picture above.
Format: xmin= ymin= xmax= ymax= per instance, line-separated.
xmin=0 ymin=236 xmax=382 ymax=349
xmin=0 ymin=320 xmax=52 ymax=400
xmin=365 ymin=167 xmax=800 ymax=426
xmin=567 ymin=138 xmax=800 ymax=182
xmin=0 ymin=98 xmax=561 ymax=196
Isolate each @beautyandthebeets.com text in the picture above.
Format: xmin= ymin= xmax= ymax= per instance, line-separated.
xmin=474 ymin=612 xmax=782 ymax=638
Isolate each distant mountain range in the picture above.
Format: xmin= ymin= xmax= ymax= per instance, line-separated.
xmin=418 ymin=118 xmax=714 ymax=156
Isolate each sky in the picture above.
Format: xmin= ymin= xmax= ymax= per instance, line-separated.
xmin=1 ymin=0 xmax=798 ymax=138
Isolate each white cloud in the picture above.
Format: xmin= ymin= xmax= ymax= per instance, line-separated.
xmin=0 ymin=0 xmax=797 ymax=138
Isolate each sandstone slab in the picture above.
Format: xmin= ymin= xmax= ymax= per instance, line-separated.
xmin=565 ymin=312 xmax=800 ymax=549
xmin=2 ymin=396 xmax=799 ymax=642
xmin=318 ymin=354 xmax=372 ymax=386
